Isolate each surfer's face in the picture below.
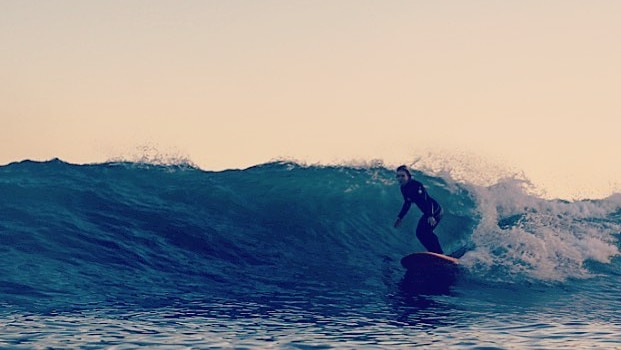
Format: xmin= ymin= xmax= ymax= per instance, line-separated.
xmin=396 ymin=170 xmax=409 ymax=185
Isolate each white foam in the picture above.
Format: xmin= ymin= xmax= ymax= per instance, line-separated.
xmin=459 ymin=179 xmax=620 ymax=282
xmin=106 ymin=143 xmax=197 ymax=168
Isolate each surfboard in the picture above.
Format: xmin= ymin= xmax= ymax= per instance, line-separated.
xmin=399 ymin=252 xmax=459 ymax=294
xmin=400 ymin=252 xmax=458 ymax=270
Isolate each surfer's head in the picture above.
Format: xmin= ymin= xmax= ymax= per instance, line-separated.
xmin=396 ymin=165 xmax=411 ymax=185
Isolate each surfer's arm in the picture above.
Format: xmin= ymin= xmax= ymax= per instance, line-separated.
xmin=397 ymin=200 xmax=412 ymax=220
xmin=394 ymin=200 xmax=411 ymax=227
xmin=395 ymin=185 xmax=412 ymax=228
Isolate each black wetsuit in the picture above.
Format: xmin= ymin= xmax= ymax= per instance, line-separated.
xmin=398 ymin=179 xmax=444 ymax=254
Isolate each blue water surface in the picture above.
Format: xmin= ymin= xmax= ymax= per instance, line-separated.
xmin=1 ymin=159 xmax=619 ymax=348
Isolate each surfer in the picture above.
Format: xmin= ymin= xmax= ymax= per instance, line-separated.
xmin=393 ymin=165 xmax=444 ymax=254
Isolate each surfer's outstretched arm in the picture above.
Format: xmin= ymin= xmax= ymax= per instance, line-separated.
xmin=394 ymin=217 xmax=402 ymax=228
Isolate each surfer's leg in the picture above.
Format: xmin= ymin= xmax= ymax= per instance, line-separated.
xmin=416 ymin=215 xmax=444 ymax=254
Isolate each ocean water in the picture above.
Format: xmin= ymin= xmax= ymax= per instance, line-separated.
xmin=0 ymin=159 xmax=619 ymax=349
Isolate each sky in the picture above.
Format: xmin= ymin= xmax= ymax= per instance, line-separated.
xmin=2 ymin=1 xmax=620 ymax=199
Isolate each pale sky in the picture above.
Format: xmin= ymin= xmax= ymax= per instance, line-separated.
xmin=2 ymin=1 xmax=620 ymax=199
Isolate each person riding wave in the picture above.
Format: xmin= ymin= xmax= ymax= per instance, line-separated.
xmin=393 ymin=165 xmax=444 ymax=254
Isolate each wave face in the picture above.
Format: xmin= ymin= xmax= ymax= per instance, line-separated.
xmin=0 ymin=159 xmax=619 ymax=312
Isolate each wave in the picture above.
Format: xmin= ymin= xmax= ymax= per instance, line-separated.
xmin=0 ymin=159 xmax=619 ymax=310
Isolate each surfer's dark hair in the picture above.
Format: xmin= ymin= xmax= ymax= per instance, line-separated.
xmin=396 ymin=165 xmax=412 ymax=179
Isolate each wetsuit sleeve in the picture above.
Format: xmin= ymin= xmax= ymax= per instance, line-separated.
xmin=397 ymin=189 xmax=412 ymax=219
xmin=397 ymin=200 xmax=412 ymax=219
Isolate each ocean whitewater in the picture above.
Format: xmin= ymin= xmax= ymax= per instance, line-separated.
xmin=1 ymin=159 xmax=619 ymax=348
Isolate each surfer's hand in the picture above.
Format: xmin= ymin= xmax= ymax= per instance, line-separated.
xmin=393 ymin=218 xmax=402 ymax=228
xmin=427 ymin=217 xmax=437 ymax=226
